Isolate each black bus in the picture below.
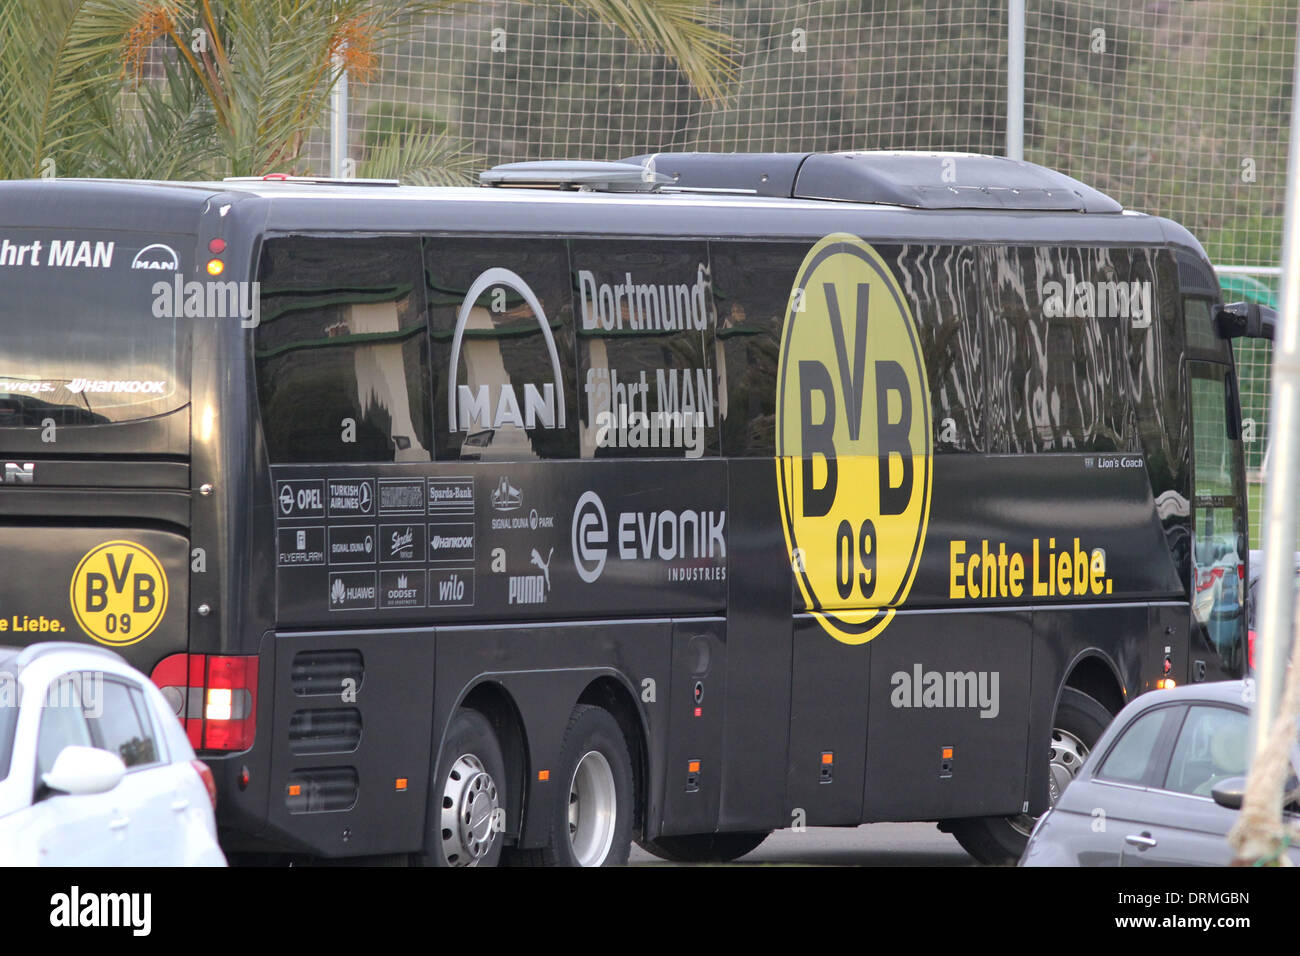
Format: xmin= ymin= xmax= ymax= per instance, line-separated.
xmin=0 ymin=152 xmax=1252 ymax=865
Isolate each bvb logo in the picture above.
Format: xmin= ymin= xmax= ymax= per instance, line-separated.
xmin=776 ymin=234 xmax=932 ymax=644
xmin=69 ymin=541 xmax=169 ymax=646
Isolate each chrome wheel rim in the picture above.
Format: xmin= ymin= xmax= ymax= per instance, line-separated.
xmin=568 ymin=750 xmax=617 ymax=866
xmin=440 ymin=753 xmax=499 ymax=866
xmin=1009 ymin=727 xmax=1090 ymax=837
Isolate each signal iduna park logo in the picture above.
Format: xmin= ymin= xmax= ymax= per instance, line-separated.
xmin=776 ymin=234 xmax=932 ymax=644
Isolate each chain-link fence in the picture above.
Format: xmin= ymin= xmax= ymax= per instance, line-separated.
xmin=305 ymin=0 xmax=1295 ymax=532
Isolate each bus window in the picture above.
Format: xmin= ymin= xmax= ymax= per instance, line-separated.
xmin=0 ymin=229 xmax=191 ymax=428
xmin=1190 ymin=359 xmax=1247 ymax=675
xmin=255 ymin=237 xmax=431 ymax=463
xmin=711 ymin=242 xmax=803 ymax=457
xmin=424 ymin=237 xmax=576 ymax=461
xmin=984 ymin=246 xmax=1141 ymax=454
xmin=891 ymin=244 xmax=984 ymax=453
xmin=572 ymin=239 xmax=718 ymax=459
xmin=711 ymin=242 xmax=985 ymax=457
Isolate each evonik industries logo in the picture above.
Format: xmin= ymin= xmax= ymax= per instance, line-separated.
xmin=448 ymin=268 xmax=565 ymax=433
xmin=571 ymin=490 xmax=725 ymax=585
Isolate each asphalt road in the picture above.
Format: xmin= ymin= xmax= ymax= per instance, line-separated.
xmin=628 ymin=822 xmax=979 ymax=866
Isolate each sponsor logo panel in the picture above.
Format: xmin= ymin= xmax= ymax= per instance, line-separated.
xmin=429 ymin=478 xmax=474 ymax=516
xmin=429 ymin=568 xmax=475 ymax=607
xmin=277 ymin=480 xmax=325 ymax=519
xmin=328 ymin=525 xmax=377 ymax=565
xmin=328 ymin=571 xmax=377 ymax=611
xmin=380 ymin=523 xmax=425 ymax=563
xmin=571 ymin=489 xmax=725 ymax=586
xmin=379 ymin=478 xmax=426 ymax=515
xmin=328 ymin=478 xmax=374 ymax=517
xmin=429 ymin=522 xmax=475 ymax=563
xmin=278 ymin=526 xmax=325 ymax=567
xmin=380 ymin=570 xmax=425 ymax=609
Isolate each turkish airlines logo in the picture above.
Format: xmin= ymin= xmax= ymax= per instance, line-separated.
xmin=447 ymin=268 xmax=566 ymax=433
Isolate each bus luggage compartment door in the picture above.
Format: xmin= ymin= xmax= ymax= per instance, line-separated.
xmin=658 ymin=619 xmax=726 ymax=837
xmin=863 ymin=609 xmax=1032 ymax=821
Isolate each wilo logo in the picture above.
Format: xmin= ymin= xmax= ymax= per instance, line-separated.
xmin=131 ymin=243 xmax=178 ymax=271
xmin=448 ymin=268 xmax=565 ymax=432
xmin=890 ymin=664 xmax=1000 ymax=718
xmin=1042 ymin=273 xmax=1152 ymax=329
xmin=151 ymin=273 xmax=259 ymax=327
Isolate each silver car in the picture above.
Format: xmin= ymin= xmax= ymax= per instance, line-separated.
xmin=1020 ymin=680 xmax=1299 ymax=866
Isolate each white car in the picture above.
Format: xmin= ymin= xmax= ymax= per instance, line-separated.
xmin=0 ymin=642 xmax=226 ymax=866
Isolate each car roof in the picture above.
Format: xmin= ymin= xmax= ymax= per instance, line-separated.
xmin=1126 ymin=679 xmax=1248 ymax=711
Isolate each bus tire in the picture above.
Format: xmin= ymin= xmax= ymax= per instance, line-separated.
xmin=944 ymin=686 xmax=1112 ymax=866
xmin=508 ymin=705 xmax=633 ymax=867
xmin=637 ymin=831 xmax=771 ymax=863
xmin=417 ymin=708 xmax=507 ymax=867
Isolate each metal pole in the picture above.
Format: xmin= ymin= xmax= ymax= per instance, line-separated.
xmin=1007 ymin=0 xmax=1025 ymax=161
xmin=1251 ymin=23 xmax=1300 ymax=759
xmin=329 ymin=52 xmax=349 ymax=178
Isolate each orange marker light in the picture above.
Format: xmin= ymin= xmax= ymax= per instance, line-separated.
xmin=537 ymin=770 xmax=550 ymax=782
xmin=395 ymin=778 xmax=408 ymax=791
xmin=688 ymin=760 xmax=701 ymax=773
xmin=821 ymin=752 xmax=834 ymax=765
xmin=206 ymin=258 xmax=224 ymax=276
xmin=288 ymin=784 xmax=301 ymax=796
xmin=942 ymin=748 xmax=954 ymax=760
xmin=1158 ymin=678 xmax=1177 ymax=690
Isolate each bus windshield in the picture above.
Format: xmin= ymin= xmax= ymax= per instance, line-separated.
xmin=0 ymin=229 xmax=191 ymax=426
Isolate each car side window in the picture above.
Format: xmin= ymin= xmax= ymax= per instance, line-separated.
xmin=1163 ymin=705 xmax=1249 ymax=796
xmin=84 ymin=678 xmax=159 ymax=769
xmin=1096 ymin=706 xmax=1177 ymax=785
xmin=36 ymin=683 xmax=93 ymax=780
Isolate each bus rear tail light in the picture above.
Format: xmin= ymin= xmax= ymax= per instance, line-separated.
xmin=151 ymin=653 xmax=259 ymax=752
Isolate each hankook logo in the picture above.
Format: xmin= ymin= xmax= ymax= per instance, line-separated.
xmin=572 ymin=491 xmax=609 ymax=583
xmin=130 ymin=243 xmax=179 ymax=272
xmin=447 ymin=268 xmax=566 ymax=432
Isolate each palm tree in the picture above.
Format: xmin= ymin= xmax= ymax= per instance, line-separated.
xmin=0 ymin=0 xmax=736 ymax=182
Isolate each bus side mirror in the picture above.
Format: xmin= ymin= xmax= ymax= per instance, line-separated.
xmin=1215 ymin=301 xmax=1276 ymax=340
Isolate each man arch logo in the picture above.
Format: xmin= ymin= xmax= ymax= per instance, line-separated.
xmin=447 ymin=267 xmax=566 ymax=433
xmin=776 ymin=234 xmax=932 ymax=645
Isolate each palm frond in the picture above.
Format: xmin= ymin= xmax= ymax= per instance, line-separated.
xmin=357 ymin=128 xmax=479 ymax=186
xmin=549 ymin=0 xmax=738 ymax=103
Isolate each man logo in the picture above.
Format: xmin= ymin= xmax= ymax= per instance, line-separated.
xmin=130 ymin=243 xmax=179 ymax=272
xmin=776 ymin=234 xmax=932 ymax=645
xmin=572 ymin=491 xmax=609 ymax=583
xmin=448 ymin=268 xmax=566 ymax=433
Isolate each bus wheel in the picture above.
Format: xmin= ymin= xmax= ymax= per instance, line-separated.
xmin=637 ymin=831 xmax=771 ymax=863
xmin=512 ymin=705 xmax=633 ymax=866
xmin=944 ymin=687 xmax=1112 ymax=865
xmin=418 ymin=708 xmax=506 ymax=867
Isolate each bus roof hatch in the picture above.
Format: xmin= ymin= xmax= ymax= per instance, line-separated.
xmin=623 ymin=151 xmax=1124 ymax=212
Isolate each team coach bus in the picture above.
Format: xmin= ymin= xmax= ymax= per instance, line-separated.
xmin=0 ymin=152 xmax=1253 ymax=865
